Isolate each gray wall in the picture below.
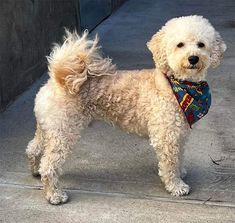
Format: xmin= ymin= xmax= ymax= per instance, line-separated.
xmin=0 ymin=0 xmax=79 ymax=111
xmin=0 ymin=0 xmax=126 ymax=111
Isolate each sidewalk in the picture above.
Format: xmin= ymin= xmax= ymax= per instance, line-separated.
xmin=0 ymin=0 xmax=235 ymax=222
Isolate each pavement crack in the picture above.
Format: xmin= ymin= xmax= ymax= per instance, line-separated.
xmin=1 ymin=181 xmax=235 ymax=208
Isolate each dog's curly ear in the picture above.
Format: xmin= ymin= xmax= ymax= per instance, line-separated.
xmin=147 ymin=28 xmax=169 ymax=71
xmin=210 ymin=31 xmax=226 ymax=68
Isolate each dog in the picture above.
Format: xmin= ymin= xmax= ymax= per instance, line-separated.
xmin=26 ymin=15 xmax=226 ymax=204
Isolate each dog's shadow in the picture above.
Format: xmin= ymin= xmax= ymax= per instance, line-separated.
xmin=61 ymin=120 xmax=167 ymax=195
xmin=60 ymin=121 xmax=221 ymax=202
xmin=60 ymin=121 xmax=198 ymax=202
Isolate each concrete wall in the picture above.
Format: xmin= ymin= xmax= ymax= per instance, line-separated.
xmin=0 ymin=0 xmax=79 ymax=111
xmin=0 ymin=0 xmax=126 ymax=111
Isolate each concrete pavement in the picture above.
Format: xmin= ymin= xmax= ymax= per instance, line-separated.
xmin=0 ymin=0 xmax=235 ymax=222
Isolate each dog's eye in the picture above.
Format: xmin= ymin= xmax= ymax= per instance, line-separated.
xmin=177 ymin=42 xmax=184 ymax=48
xmin=197 ymin=42 xmax=205 ymax=48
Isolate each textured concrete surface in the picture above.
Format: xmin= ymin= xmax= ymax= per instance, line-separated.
xmin=1 ymin=186 xmax=235 ymax=223
xmin=0 ymin=0 xmax=235 ymax=222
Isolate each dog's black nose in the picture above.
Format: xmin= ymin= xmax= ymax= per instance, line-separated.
xmin=188 ymin=56 xmax=199 ymax=65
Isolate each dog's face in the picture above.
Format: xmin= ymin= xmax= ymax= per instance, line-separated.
xmin=147 ymin=16 xmax=226 ymax=82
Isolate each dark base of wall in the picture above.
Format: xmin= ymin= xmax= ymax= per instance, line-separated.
xmin=79 ymin=0 xmax=127 ymax=31
xmin=112 ymin=0 xmax=127 ymax=11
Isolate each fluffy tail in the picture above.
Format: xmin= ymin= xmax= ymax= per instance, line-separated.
xmin=47 ymin=29 xmax=116 ymax=94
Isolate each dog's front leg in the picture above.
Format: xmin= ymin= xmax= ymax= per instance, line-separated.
xmin=149 ymin=124 xmax=190 ymax=196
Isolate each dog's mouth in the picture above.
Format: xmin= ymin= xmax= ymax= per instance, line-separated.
xmin=184 ymin=65 xmax=199 ymax=70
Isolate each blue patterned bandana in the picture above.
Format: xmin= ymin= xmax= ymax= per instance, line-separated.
xmin=167 ymin=76 xmax=211 ymax=127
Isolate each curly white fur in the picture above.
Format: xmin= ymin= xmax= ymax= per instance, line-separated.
xmin=26 ymin=15 xmax=226 ymax=204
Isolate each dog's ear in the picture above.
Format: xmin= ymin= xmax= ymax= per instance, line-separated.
xmin=210 ymin=31 xmax=226 ymax=68
xmin=147 ymin=29 xmax=169 ymax=71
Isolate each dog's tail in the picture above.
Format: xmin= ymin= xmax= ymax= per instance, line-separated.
xmin=47 ymin=29 xmax=116 ymax=94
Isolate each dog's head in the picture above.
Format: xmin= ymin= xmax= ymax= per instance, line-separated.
xmin=147 ymin=15 xmax=226 ymax=82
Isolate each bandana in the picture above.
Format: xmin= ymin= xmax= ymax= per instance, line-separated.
xmin=167 ymin=76 xmax=211 ymax=127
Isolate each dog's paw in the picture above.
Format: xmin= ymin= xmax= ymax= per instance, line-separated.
xmin=171 ymin=183 xmax=190 ymax=196
xmin=46 ymin=190 xmax=69 ymax=205
xmin=166 ymin=179 xmax=190 ymax=196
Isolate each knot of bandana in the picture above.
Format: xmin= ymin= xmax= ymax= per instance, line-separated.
xmin=167 ymin=76 xmax=211 ymax=127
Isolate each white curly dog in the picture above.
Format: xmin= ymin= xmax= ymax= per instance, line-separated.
xmin=26 ymin=15 xmax=226 ymax=204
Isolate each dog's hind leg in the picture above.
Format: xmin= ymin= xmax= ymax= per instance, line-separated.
xmin=26 ymin=123 xmax=44 ymax=177
xmin=38 ymin=122 xmax=84 ymax=205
